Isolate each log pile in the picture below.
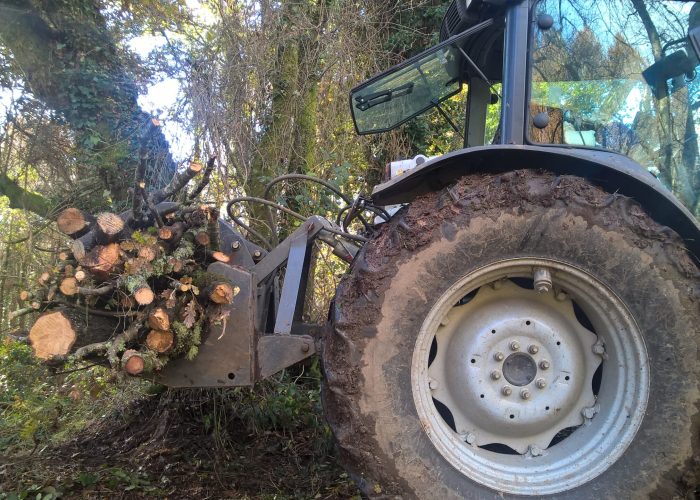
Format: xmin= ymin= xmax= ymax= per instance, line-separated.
xmin=16 ymin=156 xmax=239 ymax=376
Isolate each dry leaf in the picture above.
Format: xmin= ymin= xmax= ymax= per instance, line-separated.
xmin=182 ymin=299 xmax=197 ymax=328
xmin=161 ymin=288 xmax=177 ymax=309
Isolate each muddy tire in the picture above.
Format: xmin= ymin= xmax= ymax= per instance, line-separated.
xmin=322 ymin=170 xmax=699 ymax=499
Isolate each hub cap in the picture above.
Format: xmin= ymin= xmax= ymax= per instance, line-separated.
xmin=411 ymin=259 xmax=649 ymax=495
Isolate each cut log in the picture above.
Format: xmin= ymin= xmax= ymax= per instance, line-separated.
xmin=59 ymin=277 xmax=79 ymax=296
xmin=19 ymin=290 xmax=30 ymax=301
xmin=206 ymin=282 xmax=236 ymax=304
xmin=145 ymin=329 xmax=174 ymax=353
xmin=28 ymin=310 xmax=118 ymax=360
xmin=38 ymin=272 xmax=50 ymax=285
xmin=121 ymin=349 xmax=158 ymax=375
xmin=56 ymin=208 xmax=95 ymax=238
xmin=134 ymin=285 xmax=155 ymax=306
xmin=74 ymin=269 xmax=87 ymax=282
xmin=78 ymin=243 xmax=121 ymax=280
xmin=211 ymin=251 xmax=231 ymax=264
xmin=121 ymin=349 xmax=145 ymax=375
xmin=195 ymin=231 xmax=210 ymax=246
xmin=95 ymin=212 xmax=126 ymax=244
xmin=167 ymin=257 xmax=184 ymax=273
xmin=63 ymin=264 xmax=74 ymax=277
xmin=125 ymin=274 xmax=155 ymax=305
xmin=138 ymin=245 xmax=158 ymax=262
xmin=58 ymin=251 xmax=70 ymax=261
xmin=147 ymin=307 xmax=170 ymax=331
xmin=159 ymin=221 xmax=185 ymax=245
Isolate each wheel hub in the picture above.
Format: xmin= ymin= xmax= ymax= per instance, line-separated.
xmin=502 ymin=352 xmax=537 ymax=386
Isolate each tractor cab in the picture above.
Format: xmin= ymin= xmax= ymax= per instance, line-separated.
xmin=351 ymin=0 xmax=700 ymax=214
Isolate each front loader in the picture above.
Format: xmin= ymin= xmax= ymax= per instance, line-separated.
xmin=51 ymin=0 xmax=700 ymax=497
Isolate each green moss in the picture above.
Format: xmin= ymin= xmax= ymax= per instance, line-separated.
xmin=172 ymin=320 xmax=203 ymax=360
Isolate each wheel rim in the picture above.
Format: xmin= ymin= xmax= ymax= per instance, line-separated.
xmin=411 ymin=258 xmax=649 ymax=495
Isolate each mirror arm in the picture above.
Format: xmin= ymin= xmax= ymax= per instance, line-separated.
xmin=432 ymin=98 xmax=464 ymax=139
xmin=454 ymin=43 xmax=501 ymax=99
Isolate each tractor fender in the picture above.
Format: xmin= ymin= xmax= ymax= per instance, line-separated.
xmin=371 ymin=144 xmax=700 ymax=260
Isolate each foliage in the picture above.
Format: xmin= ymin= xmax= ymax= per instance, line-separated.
xmin=0 ymin=338 xmax=146 ymax=453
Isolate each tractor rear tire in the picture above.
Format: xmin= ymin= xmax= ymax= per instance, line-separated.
xmin=322 ymin=169 xmax=699 ymax=499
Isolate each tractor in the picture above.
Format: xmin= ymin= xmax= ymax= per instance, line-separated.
xmin=157 ymin=0 xmax=700 ymax=497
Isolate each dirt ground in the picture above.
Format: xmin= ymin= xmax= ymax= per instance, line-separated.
xmin=0 ymin=388 xmax=359 ymax=499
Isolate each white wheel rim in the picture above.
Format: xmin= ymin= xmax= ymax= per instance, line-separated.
xmin=411 ymin=258 xmax=649 ymax=495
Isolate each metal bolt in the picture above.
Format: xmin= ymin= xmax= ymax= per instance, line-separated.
xmin=491 ymin=279 xmax=504 ymax=290
xmin=429 ymin=379 xmax=439 ymax=390
xmin=581 ymin=404 xmax=600 ymax=420
xmin=510 ymin=341 xmax=520 ymax=351
xmin=253 ymin=250 xmax=262 ymax=259
xmin=440 ymin=316 xmax=450 ymax=327
xmin=539 ymin=360 xmax=550 ymax=370
xmin=465 ymin=432 xmax=476 ymax=445
xmin=528 ymin=344 xmax=539 ymax=354
xmin=501 ymin=386 xmax=512 ymax=396
xmin=555 ymin=291 xmax=568 ymax=301
xmin=490 ymin=370 xmax=502 ymax=380
xmin=534 ymin=267 xmax=552 ymax=293
xmin=536 ymin=378 xmax=547 ymax=389
xmin=520 ymin=389 xmax=531 ymax=400
xmin=301 ymin=342 xmax=310 ymax=353
xmin=528 ymin=445 xmax=544 ymax=457
xmin=494 ymin=351 xmax=505 ymax=362
xmin=231 ymin=241 xmax=241 ymax=250
xmin=592 ymin=340 xmax=606 ymax=356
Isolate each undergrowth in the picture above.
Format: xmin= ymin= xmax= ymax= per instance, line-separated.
xmin=0 ymin=338 xmax=357 ymax=498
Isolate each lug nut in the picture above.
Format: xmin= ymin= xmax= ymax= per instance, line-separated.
xmin=491 ymin=280 xmax=503 ymax=290
xmin=539 ymin=360 xmax=550 ymax=370
xmin=490 ymin=370 xmax=501 ymax=380
xmin=494 ymin=351 xmax=505 ymax=362
xmin=465 ymin=432 xmax=476 ymax=444
xmin=555 ymin=291 xmax=568 ymax=301
xmin=501 ymin=386 xmax=512 ymax=396
xmin=520 ymin=389 xmax=531 ymax=400
xmin=440 ymin=316 xmax=451 ymax=327
xmin=231 ymin=241 xmax=241 ymax=250
xmin=536 ymin=378 xmax=546 ymax=389
xmin=253 ymin=250 xmax=262 ymax=260
xmin=429 ymin=379 xmax=439 ymax=390
xmin=510 ymin=341 xmax=520 ymax=351
xmin=528 ymin=345 xmax=539 ymax=354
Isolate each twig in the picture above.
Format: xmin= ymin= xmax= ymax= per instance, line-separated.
xmin=141 ymin=187 xmax=164 ymax=228
xmin=9 ymin=307 xmax=38 ymax=320
xmin=51 ymin=362 xmax=103 ymax=375
xmin=188 ymin=155 xmax=217 ymax=200
xmin=76 ymin=284 xmax=115 ymax=297
xmin=107 ymin=317 xmax=144 ymax=368
xmin=152 ymin=161 xmax=202 ymax=204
